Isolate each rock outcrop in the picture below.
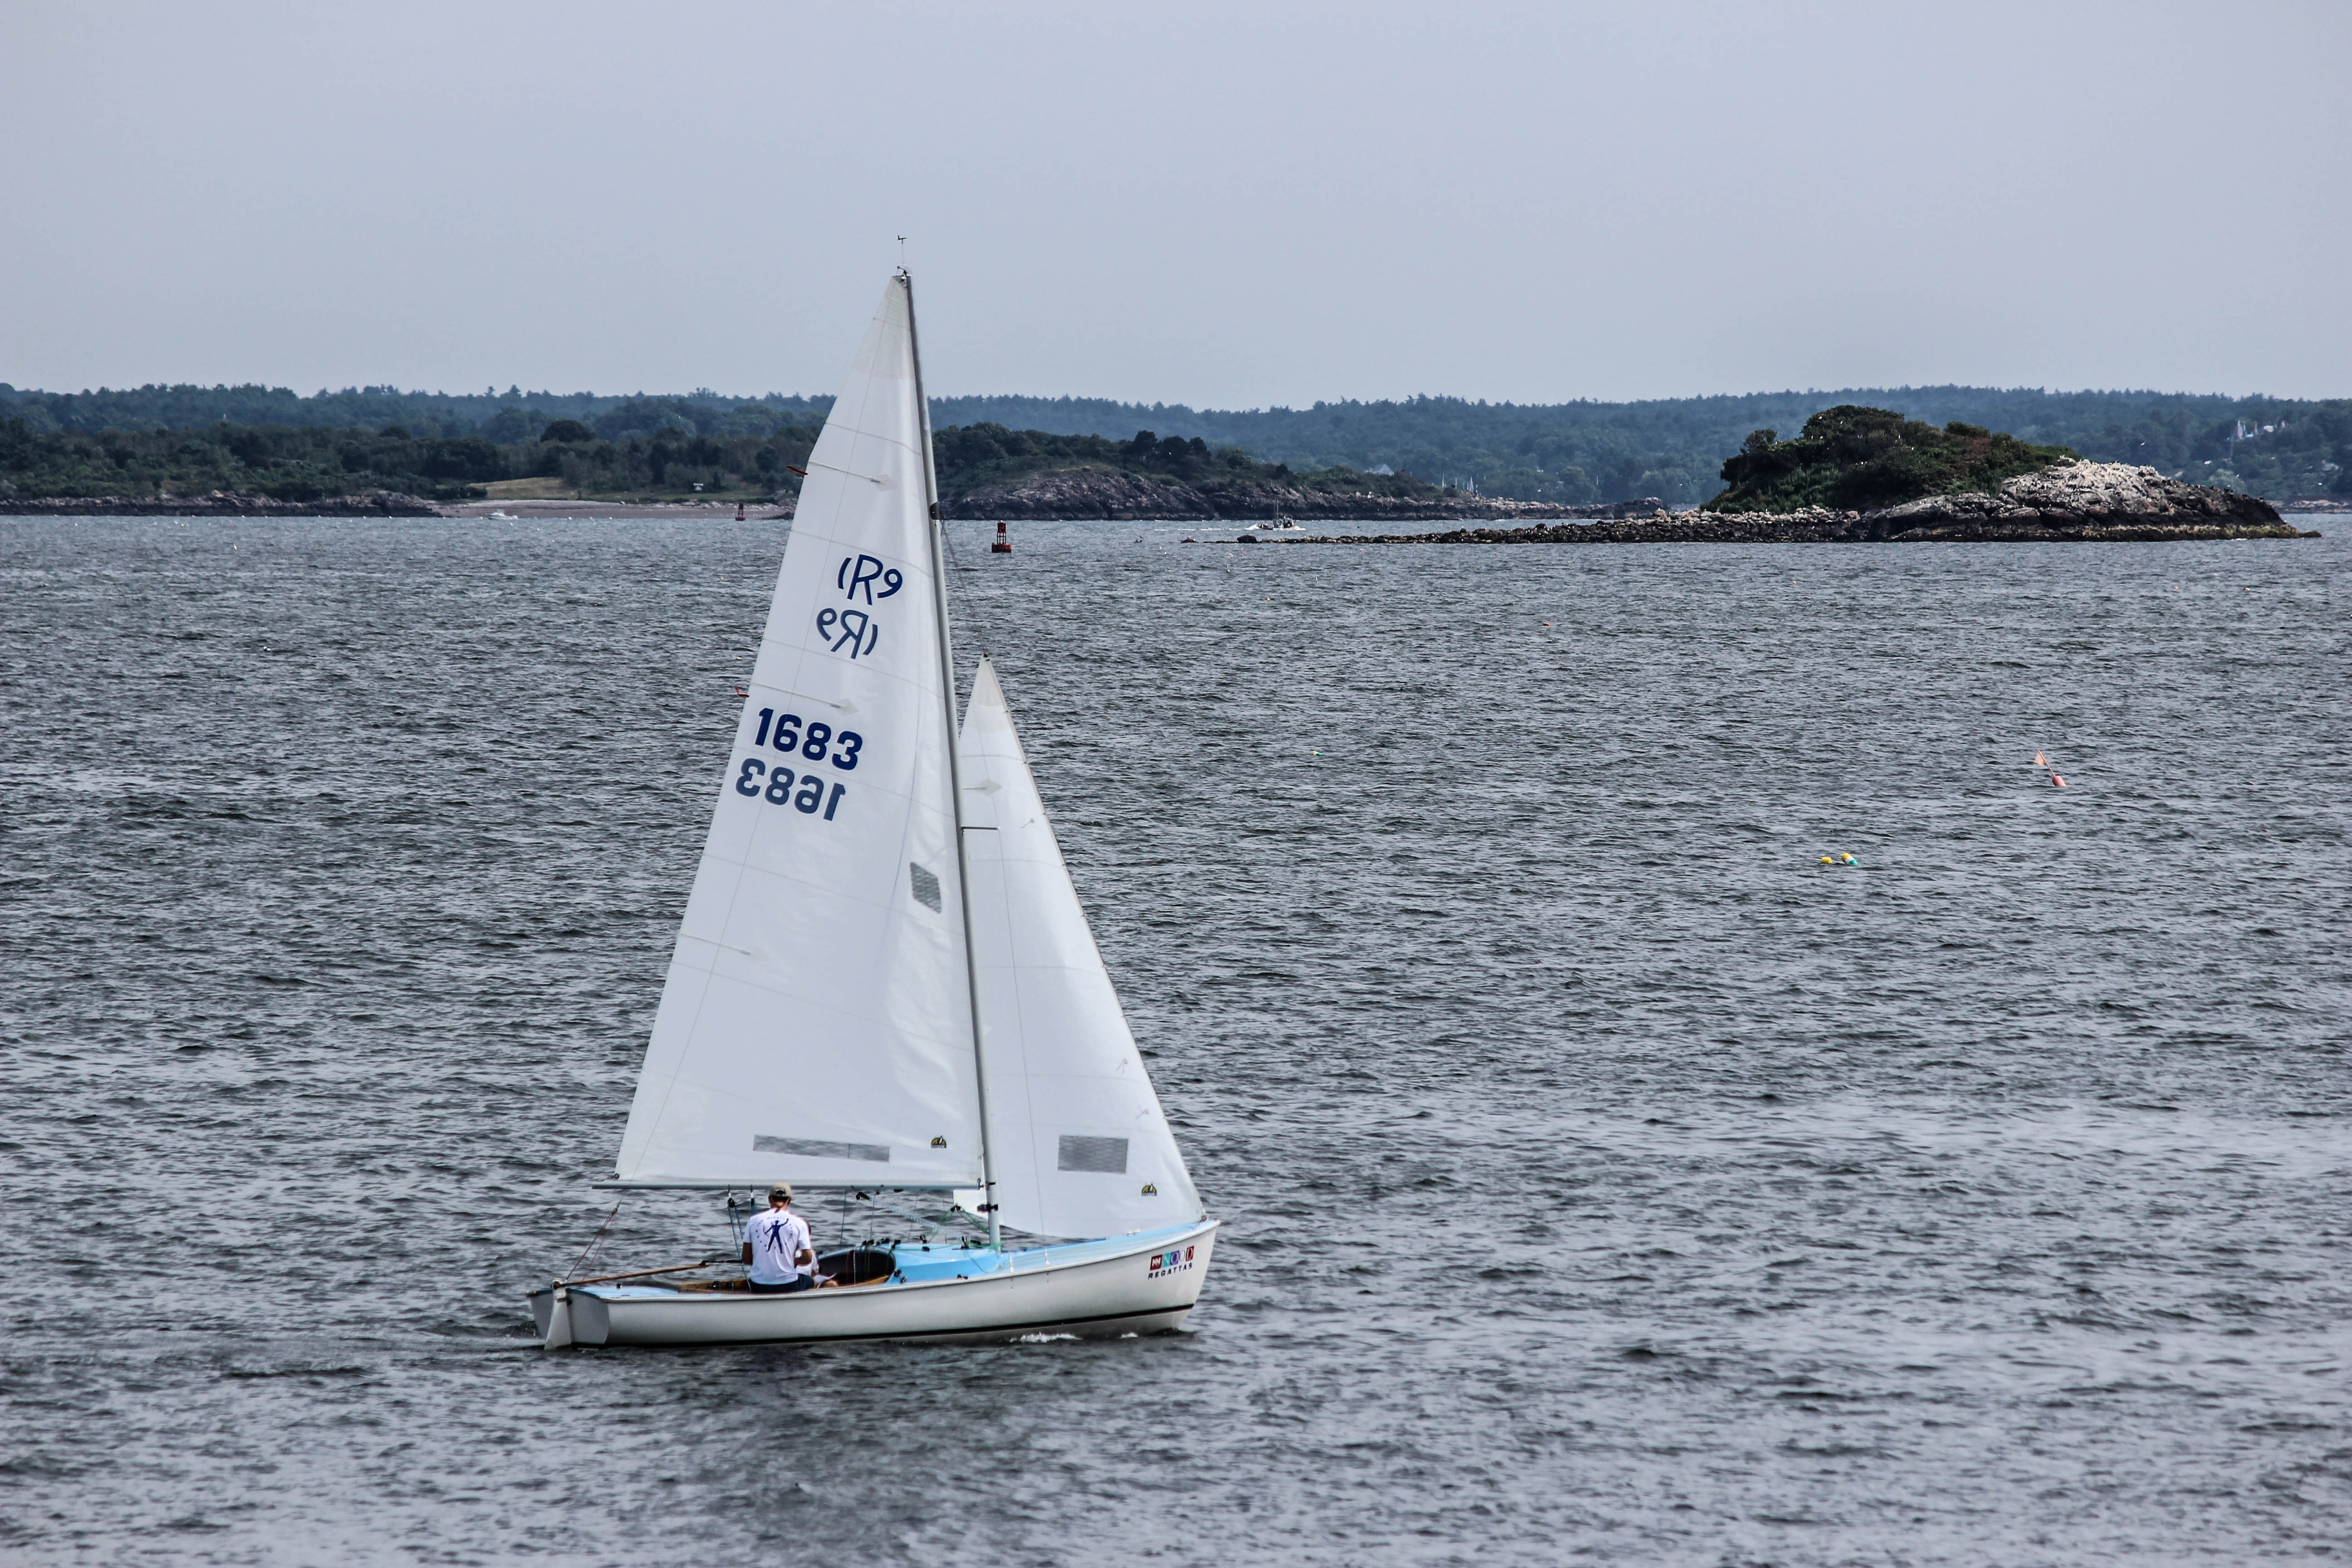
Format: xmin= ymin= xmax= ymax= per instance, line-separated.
xmin=0 ymin=489 xmax=440 ymax=517
xmin=1269 ymin=466 xmax=2308 ymax=545
xmin=1859 ymin=462 xmax=2287 ymax=535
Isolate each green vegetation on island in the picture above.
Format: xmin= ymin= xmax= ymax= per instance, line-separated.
xmin=1705 ymin=406 xmax=2080 ymax=513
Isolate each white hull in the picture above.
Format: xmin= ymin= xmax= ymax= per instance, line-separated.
xmin=530 ymin=1220 xmax=1217 ymax=1348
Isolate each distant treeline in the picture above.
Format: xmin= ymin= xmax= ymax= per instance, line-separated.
xmin=975 ymin=389 xmax=2350 ymax=505
xmin=4 ymin=382 xmax=2346 ymax=503
xmin=0 ymin=384 xmax=831 ymax=445
xmin=0 ymin=416 xmax=823 ymax=504
xmin=0 ymin=416 xmax=1432 ymax=506
xmin=932 ymin=424 xmax=1438 ymax=502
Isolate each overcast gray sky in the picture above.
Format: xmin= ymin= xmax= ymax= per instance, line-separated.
xmin=4 ymin=0 xmax=2346 ymax=406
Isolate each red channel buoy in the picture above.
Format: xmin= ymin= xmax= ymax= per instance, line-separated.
xmin=991 ymin=521 xmax=1011 ymax=554
xmin=735 ymin=501 xmax=746 ymax=521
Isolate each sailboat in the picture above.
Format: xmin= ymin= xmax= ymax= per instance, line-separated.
xmin=529 ymin=272 xmax=1215 ymax=1348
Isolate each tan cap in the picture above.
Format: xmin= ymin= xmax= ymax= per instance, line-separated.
xmin=767 ymin=1182 xmax=793 ymax=1204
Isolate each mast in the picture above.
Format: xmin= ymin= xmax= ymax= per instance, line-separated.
xmin=901 ymin=267 xmax=1002 ymax=1251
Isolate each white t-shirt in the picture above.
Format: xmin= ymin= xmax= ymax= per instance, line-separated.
xmin=745 ymin=1208 xmax=812 ymax=1284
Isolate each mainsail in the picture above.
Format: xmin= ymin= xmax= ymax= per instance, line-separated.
xmin=960 ymin=659 xmax=1204 ymax=1238
xmin=614 ymin=275 xmax=983 ymax=1188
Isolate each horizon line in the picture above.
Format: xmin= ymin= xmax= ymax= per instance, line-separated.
xmin=1 ymin=381 xmax=2339 ymax=413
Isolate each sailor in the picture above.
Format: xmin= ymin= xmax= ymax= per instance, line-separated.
xmin=741 ymin=1183 xmax=815 ymax=1294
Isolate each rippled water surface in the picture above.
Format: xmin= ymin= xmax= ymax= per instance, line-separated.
xmin=3 ymin=515 xmax=2347 ymax=1565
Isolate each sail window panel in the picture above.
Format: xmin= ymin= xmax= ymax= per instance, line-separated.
xmin=754 ymin=1135 xmax=890 ymax=1163
xmin=908 ymin=862 xmax=943 ymax=913
xmin=1056 ymin=1135 xmax=1130 ymax=1174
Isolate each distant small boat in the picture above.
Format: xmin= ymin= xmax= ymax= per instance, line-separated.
xmin=487 ymin=510 xmax=519 ymax=520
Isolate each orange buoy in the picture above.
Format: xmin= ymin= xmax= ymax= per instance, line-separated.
xmin=990 ymin=521 xmax=1011 ymax=554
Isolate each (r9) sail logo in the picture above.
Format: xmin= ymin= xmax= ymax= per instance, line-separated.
xmin=820 ymin=553 xmax=905 ymax=659
xmin=816 ymin=607 xmax=878 ymax=657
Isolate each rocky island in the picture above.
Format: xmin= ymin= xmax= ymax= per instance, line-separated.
xmin=1260 ymin=407 xmax=2309 ymax=544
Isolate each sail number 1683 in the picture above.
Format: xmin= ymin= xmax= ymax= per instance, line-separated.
xmin=754 ymin=708 xmax=862 ymax=769
xmin=735 ymin=759 xmax=845 ymax=819
xmin=735 ymin=706 xmax=860 ymax=823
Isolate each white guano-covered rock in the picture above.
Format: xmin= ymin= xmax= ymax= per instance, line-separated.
xmin=1876 ymin=462 xmax=2281 ymax=527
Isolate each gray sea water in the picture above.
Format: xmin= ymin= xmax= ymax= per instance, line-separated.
xmin=3 ymin=514 xmax=2347 ymax=1566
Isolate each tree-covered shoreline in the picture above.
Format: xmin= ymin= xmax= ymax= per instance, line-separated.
xmin=0 ymin=417 xmax=823 ymax=505
xmin=3 ymin=381 xmax=2345 ymax=505
xmin=0 ymin=416 xmax=1447 ymax=510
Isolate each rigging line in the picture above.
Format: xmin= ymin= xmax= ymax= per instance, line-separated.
xmin=934 ymin=500 xmax=995 ymax=663
xmin=564 ymin=1199 xmax=622 ymax=1283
